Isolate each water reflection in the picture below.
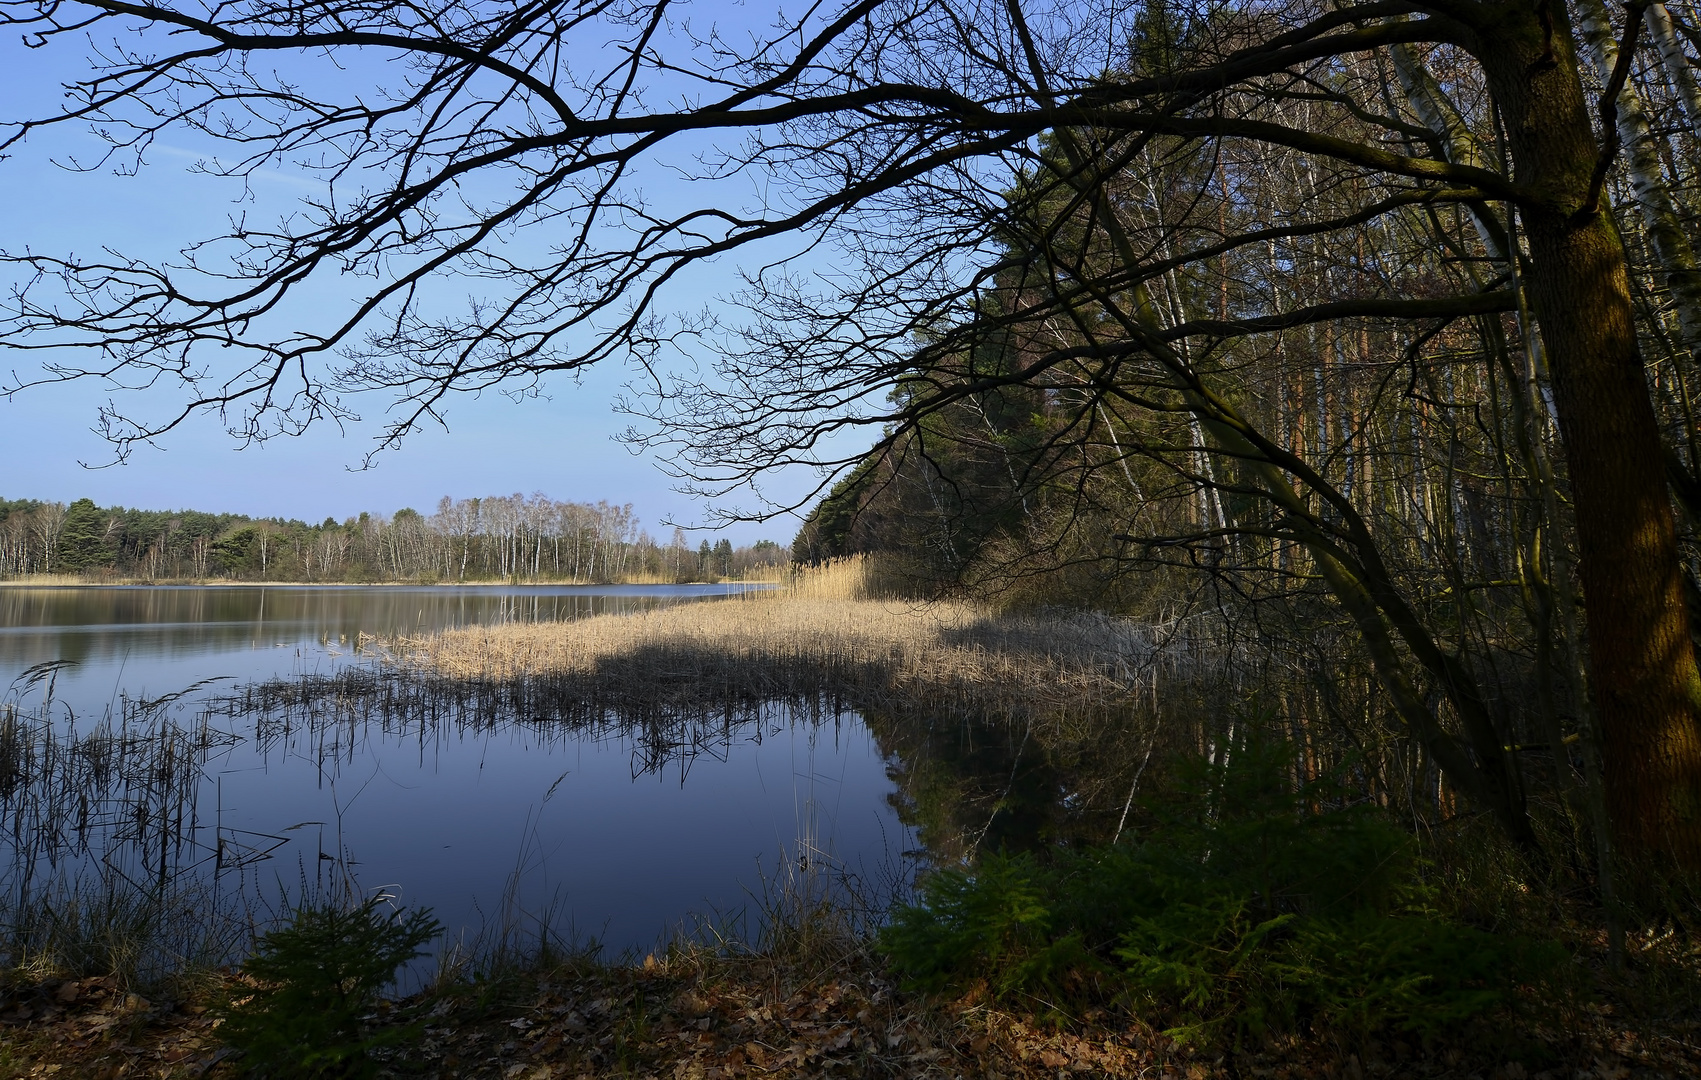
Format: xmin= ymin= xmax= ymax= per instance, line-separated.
xmin=1 ymin=677 xmax=903 ymax=958
xmin=0 ymin=584 xmax=1163 ymax=964
xmin=867 ymin=704 xmax=1163 ymax=867
xmin=0 ymin=584 xmax=767 ymax=676
xmin=0 ymin=584 xmax=905 ymax=960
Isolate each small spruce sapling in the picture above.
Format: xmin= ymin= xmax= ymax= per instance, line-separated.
xmin=218 ymin=895 xmax=441 ymax=1078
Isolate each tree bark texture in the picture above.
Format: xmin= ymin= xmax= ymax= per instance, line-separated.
xmin=1576 ymin=0 xmax=1701 ymax=364
xmin=1477 ymin=0 xmax=1701 ymax=870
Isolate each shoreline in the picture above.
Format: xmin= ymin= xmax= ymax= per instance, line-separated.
xmin=0 ymin=906 xmax=1684 ymax=1080
xmin=2 ymin=557 xmax=1696 ymax=1078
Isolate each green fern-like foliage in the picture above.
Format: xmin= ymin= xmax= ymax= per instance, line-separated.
xmin=879 ymin=737 xmax=1566 ymax=1047
xmin=218 ymin=897 xmax=441 ymax=1078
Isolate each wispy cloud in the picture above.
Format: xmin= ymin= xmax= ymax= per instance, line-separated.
xmin=150 ymin=142 xmax=326 ymax=192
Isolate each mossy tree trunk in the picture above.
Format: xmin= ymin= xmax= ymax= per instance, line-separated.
xmin=1477 ymin=0 xmax=1701 ymax=872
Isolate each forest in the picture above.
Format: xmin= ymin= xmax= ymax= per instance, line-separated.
xmin=758 ymin=0 xmax=1701 ymax=892
xmin=0 ymin=494 xmax=784 ymax=582
xmin=3 ymin=0 xmax=1701 ymax=1071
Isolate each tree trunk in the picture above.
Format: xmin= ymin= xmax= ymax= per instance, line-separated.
xmin=1576 ymin=0 xmax=1701 ymax=362
xmin=1646 ymin=3 xmax=1701 ymax=124
xmin=1478 ymin=0 xmax=1701 ymax=871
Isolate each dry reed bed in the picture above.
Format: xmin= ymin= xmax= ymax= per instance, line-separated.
xmin=390 ymin=594 xmax=1183 ymax=726
xmin=231 ymin=559 xmax=1236 ymax=749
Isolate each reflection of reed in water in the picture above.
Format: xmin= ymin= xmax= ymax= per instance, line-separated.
xmin=323 ymin=589 xmax=1196 ymax=733
xmin=0 ymin=651 xmax=911 ymax=980
xmin=0 ymin=663 xmax=240 ymax=888
xmin=227 ymin=582 xmax=1227 ymax=919
xmin=0 ymin=661 xmax=258 ymax=983
xmin=230 ymin=666 xmax=861 ymax=790
xmin=0 ymin=574 xmax=1235 ymax=981
xmin=221 ymin=586 xmax=1183 ymax=795
xmin=230 ymin=577 xmax=1228 ymax=875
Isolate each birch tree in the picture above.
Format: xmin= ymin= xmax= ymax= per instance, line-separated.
xmin=2 ymin=0 xmax=1699 ymax=869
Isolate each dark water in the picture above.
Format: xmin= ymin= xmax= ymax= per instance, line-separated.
xmin=0 ymin=585 xmax=909 ymax=954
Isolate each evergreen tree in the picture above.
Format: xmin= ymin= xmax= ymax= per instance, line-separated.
xmin=53 ymin=498 xmax=110 ymax=572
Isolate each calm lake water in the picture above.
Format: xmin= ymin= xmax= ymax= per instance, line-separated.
xmin=0 ymin=585 xmax=911 ymax=955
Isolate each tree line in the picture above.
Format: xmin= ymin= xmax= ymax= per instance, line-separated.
xmin=4 ymin=0 xmax=1701 ymax=903
xmin=0 ymin=494 xmax=782 ymax=583
xmin=733 ymin=0 xmax=1701 ymax=885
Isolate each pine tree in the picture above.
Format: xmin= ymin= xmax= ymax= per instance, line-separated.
xmin=54 ymin=498 xmax=109 ymax=573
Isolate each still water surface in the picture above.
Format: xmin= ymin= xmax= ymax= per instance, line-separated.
xmin=0 ymin=586 xmax=909 ymax=953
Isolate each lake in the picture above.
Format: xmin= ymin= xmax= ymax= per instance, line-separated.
xmin=0 ymin=585 xmax=912 ymax=958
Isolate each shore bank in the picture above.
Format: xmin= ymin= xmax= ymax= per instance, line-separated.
xmin=5 ymin=559 xmax=1696 ymax=1077
xmin=0 ymin=928 xmax=1691 ymax=1080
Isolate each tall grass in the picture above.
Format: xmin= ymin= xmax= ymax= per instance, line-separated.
xmin=0 ymin=574 xmax=85 ymax=588
xmin=1 ymin=870 xmax=251 ymax=992
xmin=380 ymin=555 xmax=1221 ymax=730
xmin=781 ymin=555 xmax=895 ymax=601
xmin=0 ymin=670 xmax=260 ymax=990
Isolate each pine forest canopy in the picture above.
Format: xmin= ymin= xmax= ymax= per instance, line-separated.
xmin=2 ymin=0 xmax=1700 ymax=881
xmin=0 ymin=494 xmax=784 ymax=581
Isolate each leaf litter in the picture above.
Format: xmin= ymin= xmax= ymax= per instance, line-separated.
xmin=0 ymin=945 xmax=1695 ymax=1079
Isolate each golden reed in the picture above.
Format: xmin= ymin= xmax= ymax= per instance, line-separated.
xmin=393 ymin=557 xmax=1160 ymax=725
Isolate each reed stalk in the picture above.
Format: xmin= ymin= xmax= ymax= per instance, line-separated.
xmin=379 ymin=557 xmax=1217 ymax=731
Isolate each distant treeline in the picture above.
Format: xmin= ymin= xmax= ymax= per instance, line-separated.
xmin=0 ymin=494 xmax=783 ymax=583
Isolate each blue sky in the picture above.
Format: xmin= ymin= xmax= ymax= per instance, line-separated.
xmin=0 ymin=10 xmax=835 ymax=546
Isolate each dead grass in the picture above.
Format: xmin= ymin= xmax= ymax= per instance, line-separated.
xmin=389 ymin=557 xmax=1179 ymax=728
xmin=2 ymin=933 xmax=1692 ymax=1080
xmin=220 ymin=557 xmax=1206 ymax=793
xmin=0 ymin=575 xmax=83 ymax=588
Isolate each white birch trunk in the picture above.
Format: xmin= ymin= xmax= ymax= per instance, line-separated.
xmin=1646 ymin=4 xmax=1701 ymax=126
xmin=1576 ymin=0 xmax=1701 ymax=362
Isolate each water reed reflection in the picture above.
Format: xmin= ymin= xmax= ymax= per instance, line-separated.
xmin=0 ymin=585 xmax=898 ymax=971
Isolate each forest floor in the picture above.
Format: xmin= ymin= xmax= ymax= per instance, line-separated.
xmin=0 ymin=939 xmax=1696 ymax=1080
xmin=5 ymin=562 xmax=1696 ymax=1077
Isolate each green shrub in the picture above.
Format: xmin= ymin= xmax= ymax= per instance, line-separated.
xmin=879 ymin=737 xmax=1566 ymax=1046
xmin=218 ymin=896 xmax=441 ymax=1078
xmin=877 ymin=853 xmax=1102 ymax=1001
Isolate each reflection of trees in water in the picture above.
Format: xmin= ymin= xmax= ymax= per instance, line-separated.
xmin=866 ymin=708 xmax=1155 ymax=867
xmin=870 ymin=712 xmax=1072 ymax=865
xmin=862 ymin=660 xmax=1271 ymax=870
xmin=0 ymin=586 xmax=730 ymax=673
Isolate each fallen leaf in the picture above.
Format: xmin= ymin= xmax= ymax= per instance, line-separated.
xmin=675 ymin=992 xmax=711 ymax=1018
